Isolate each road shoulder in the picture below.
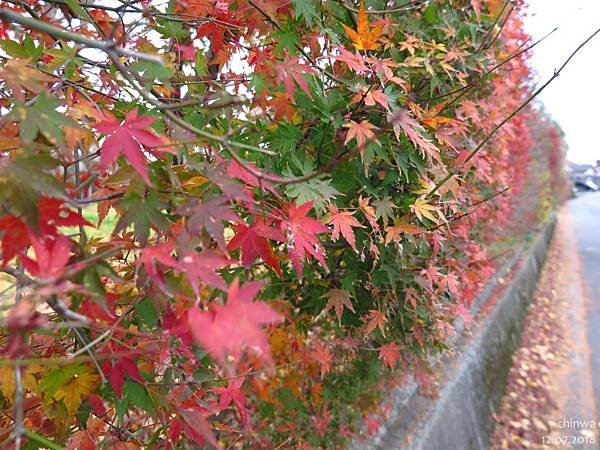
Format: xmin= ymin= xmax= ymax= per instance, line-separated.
xmin=491 ymin=208 xmax=598 ymax=449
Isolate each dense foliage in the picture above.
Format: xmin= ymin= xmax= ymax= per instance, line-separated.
xmin=0 ymin=0 xmax=565 ymax=448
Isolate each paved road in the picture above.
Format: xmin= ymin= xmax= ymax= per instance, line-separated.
xmin=568 ymin=192 xmax=600 ymax=430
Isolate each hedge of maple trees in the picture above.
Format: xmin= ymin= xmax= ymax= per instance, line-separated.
xmin=0 ymin=0 xmax=566 ymax=448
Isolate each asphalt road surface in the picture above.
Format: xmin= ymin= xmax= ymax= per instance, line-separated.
xmin=568 ymin=192 xmax=600 ymax=439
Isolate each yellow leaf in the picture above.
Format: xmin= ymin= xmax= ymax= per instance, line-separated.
xmin=342 ymin=1 xmax=384 ymax=51
xmin=411 ymin=197 xmax=438 ymax=224
xmin=487 ymin=0 xmax=505 ymax=17
xmin=0 ymin=366 xmax=16 ymax=400
xmin=401 ymin=56 xmax=424 ymax=67
xmin=411 ymin=179 xmax=436 ymax=196
xmin=269 ymin=328 xmax=291 ymax=358
xmin=439 ymin=61 xmax=457 ymax=73
xmin=182 ymin=175 xmax=209 ymax=191
xmin=0 ymin=366 xmax=40 ymax=401
xmin=0 ymin=135 xmax=19 ymax=152
xmin=45 ymin=365 xmax=98 ymax=414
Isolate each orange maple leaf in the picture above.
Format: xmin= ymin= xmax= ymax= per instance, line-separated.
xmin=384 ymin=220 xmax=423 ymax=244
xmin=342 ymin=1 xmax=384 ymax=51
xmin=327 ymin=206 xmax=365 ymax=251
xmin=363 ymin=309 xmax=386 ymax=336
xmin=311 ymin=342 xmax=333 ymax=379
xmin=379 ymin=342 xmax=401 ymax=369
xmin=322 ymin=288 xmax=355 ymax=324
xmin=343 ymin=119 xmax=379 ymax=155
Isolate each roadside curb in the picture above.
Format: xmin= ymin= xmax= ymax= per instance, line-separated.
xmin=352 ymin=216 xmax=557 ymax=450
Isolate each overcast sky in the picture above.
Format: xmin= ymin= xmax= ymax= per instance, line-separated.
xmin=523 ymin=0 xmax=600 ymax=164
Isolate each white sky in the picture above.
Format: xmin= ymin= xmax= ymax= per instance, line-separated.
xmin=523 ymin=0 xmax=600 ymax=164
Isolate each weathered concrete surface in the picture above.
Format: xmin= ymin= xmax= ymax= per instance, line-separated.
xmin=352 ymin=217 xmax=556 ymax=450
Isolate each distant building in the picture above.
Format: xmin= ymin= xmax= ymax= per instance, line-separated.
xmin=567 ymin=161 xmax=600 ymax=191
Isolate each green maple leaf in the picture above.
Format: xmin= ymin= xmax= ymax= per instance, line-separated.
xmin=293 ymin=0 xmax=319 ymax=25
xmin=155 ymin=16 xmax=190 ymax=39
xmin=129 ymin=60 xmax=173 ymax=85
xmin=125 ymin=379 xmax=155 ymax=414
xmin=274 ymin=26 xmax=300 ymax=53
xmin=0 ymin=152 xmax=66 ymax=227
xmin=12 ymin=93 xmax=76 ymax=146
xmin=114 ymin=191 xmax=170 ymax=246
xmin=373 ymin=197 xmax=398 ymax=225
xmin=0 ymin=37 xmax=43 ymax=61
xmin=286 ymin=178 xmax=341 ymax=212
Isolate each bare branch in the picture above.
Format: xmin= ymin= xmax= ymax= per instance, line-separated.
xmin=427 ymin=27 xmax=600 ymax=198
xmin=340 ymin=0 xmax=428 ymax=14
xmin=0 ymin=8 xmax=163 ymax=64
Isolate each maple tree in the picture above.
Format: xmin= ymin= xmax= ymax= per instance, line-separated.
xmin=0 ymin=0 xmax=575 ymax=448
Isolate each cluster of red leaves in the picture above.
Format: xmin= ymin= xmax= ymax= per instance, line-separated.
xmin=0 ymin=0 xmax=568 ymax=448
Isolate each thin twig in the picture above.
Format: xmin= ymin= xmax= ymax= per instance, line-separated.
xmin=340 ymin=0 xmax=427 ymax=14
xmin=0 ymin=9 xmax=162 ymax=63
xmin=476 ymin=0 xmax=511 ymax=52
xmin=427 ymin=27 xmax=600 ymax=198
xmin=430 ymin=26 xmax=558 ymax=106
xmin=480 ymin=4 xmax=514 ymax=52
xmin=423 ymin=187 xmax=511 ymax=233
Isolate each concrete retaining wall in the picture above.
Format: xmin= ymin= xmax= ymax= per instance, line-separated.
xmin=352 ymin=216 xmax=557 ymax=450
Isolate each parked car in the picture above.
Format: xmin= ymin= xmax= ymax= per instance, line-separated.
xmin=573 ymin=179 xmax=598 ymax=193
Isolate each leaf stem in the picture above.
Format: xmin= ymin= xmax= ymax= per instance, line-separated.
xmin=23 ymin=430 xmax=64 ymax=450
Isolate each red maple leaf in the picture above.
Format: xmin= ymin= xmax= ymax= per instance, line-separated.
xmin=137 ymin=241 xmax=179 ymax=288
xmin=104 ymin=357 xmax=145 ymax=398
xmin=0 ymin=198 xmax=91 ymax=267
xmin=280 ymin=201 xmax=329 ymax=279
xmin=225 ymin=158 xmax=278 ymax=195
xmin=78 ymin=297 xmax=116 ymax=323
xmin=178 ymin=250 xmax=231 ymax=294
xmin=176 ymin=405 xmax=219 ymax=449
xmin=39 ymin=197 xmax=92 ymax=234
xmin=196 ymin=19 xmax=230 ymax=55
xmin=455 ymin=302 xmax=475 ymax=328
xmin=420 ymin=263 xmax=440 ymax=290
xmin=327 ymin=207 xmax=365 ymax=251
xmin=276 ymin=55 xmax=316 ymax=100
xmin=213 ymin=378 xmax=248 ymax=425
xmin=388 ymin=109 xmax=440 ymax=163
xmin=203 ymin=161 xmax=252 ymax=201
xmin=20 ymin=233 xmax=71 ymax=281
xmin=188 ymin=279 xmax=283 ymax=364
xmin=95 ymin=108 xmax=170 ymax=184
xmin=353 ymin=87 xmax=390 ymax=111
xmin=379 ymin=342 xmax=401 ymax=369
xmin=358 ymin=195 xmax=379 ymax=231
xmin=66 ymin=417 xmax=106 ymax=450
xmin=227 ymin=218 xmax=285 ymax=276
xmin=364 ymin=413 xmax=382 ymax=436
xmin=335 ymin=47 xmax=369 ymax=74
xmin=177 ymin=196 xmax=241 ymax=249
xmin=2 ymin=300 xmax=47 ymax=358
xmin=0 ymin=214 xmax=29 ymax=266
